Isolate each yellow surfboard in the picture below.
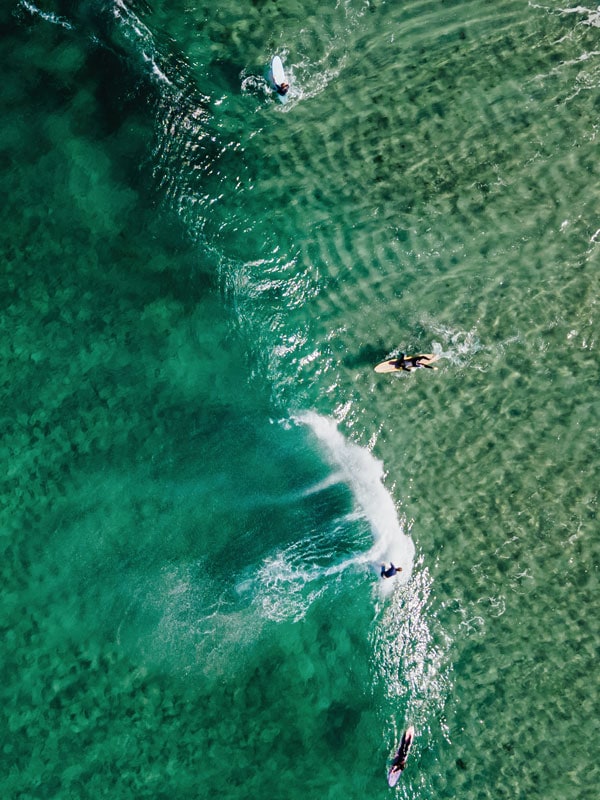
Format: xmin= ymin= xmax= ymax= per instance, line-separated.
xmin=374 ymin=354 xmax=438 ymax=373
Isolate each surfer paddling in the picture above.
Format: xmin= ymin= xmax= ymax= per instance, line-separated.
xmin=391 ymin=353 xmax=435 ymax=371
xmin=387 ymin=726 xmax=415 ymax=787
xmin=380 ymin=563 xmax=401 ymax=579
xmin=269 ymin=56 xmax=289 ymax=98
xmin=374 ymin=352 xmax=439 ymax=374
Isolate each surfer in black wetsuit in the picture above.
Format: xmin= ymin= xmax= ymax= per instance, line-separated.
xmin=393 ymin=353 xmax=434 ymax=371
xmin=388 ymin=726 xmax=415 ymax=784
xmin=380 ymin=563 xmax=401 ymax=578
xmin=276 ymin=82 xmax=289 ymax=96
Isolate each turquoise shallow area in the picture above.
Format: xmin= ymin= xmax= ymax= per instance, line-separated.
xmin=2 ymin=1 xmax=600 ymax=799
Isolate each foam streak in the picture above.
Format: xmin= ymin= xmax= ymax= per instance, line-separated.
xmin=297 ymin=412 xmax=415 ymax=575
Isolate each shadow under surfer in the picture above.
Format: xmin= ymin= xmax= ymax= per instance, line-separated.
xmin=392 ymin=353 xmax=435 ymax=371
xmin=380 ymin=563 xmax=402 ymax=578
xmin=388 ymin=726 xmax=415 ymax=786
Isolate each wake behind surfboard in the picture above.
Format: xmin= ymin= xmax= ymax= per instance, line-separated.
xmin=387 ymin=726 xmax=415 ymax=787
xmin=374 ymin=354 xmax=438 ymax=373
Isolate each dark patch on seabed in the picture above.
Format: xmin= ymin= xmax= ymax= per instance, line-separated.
xmin=342 ymin=341 xmax=390 ymax=369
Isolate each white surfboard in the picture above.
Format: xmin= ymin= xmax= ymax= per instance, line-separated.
xmin=271 ymin=55 xmax=286 ymax=86
xmin=269 ymin=55 xmax=289 ymax=103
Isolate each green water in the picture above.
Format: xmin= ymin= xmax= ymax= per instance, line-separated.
xmin=2 ymin=0 xmax=599 ymax=798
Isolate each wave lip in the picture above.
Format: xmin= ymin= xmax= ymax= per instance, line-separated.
xmin=297 ymin=411 xmax=415 ymax=579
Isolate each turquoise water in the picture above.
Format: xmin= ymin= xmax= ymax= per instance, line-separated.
xmin=2 ymin=0 xmax=599 ymax=797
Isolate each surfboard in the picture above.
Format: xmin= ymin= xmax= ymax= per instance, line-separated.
xmin=374 ymin=354 xmax=438 ymax=373
xmin=269 ymin=55 xmax=289 ymax=103
xmin=271 ymin=55 xmax=286 ymax=86
xmin=387 ymin=726 xmax=415 ymax=787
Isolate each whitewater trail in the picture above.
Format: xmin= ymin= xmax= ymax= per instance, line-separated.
xmin=298 ymin=412 xmax=415 ymax=574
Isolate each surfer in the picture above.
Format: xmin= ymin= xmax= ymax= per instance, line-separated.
xmin=374 ymin=352 xmax=438 ymax=374
xmin=269 ymin=56 xmax=289 ymax=98
xmin=392 ymin=353 xmax=435 ymax=371
xmin=380 ymin=563 xmax=401 ymax=579
xmin=387 ymin=726 xmax=415 ymax=786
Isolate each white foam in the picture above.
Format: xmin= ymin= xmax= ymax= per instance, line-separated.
xmin=426 ymin=324 xmax=483 ymax=366
xmin=249 ymin=551 xmax=331 ymax=623
xmin=237 ymin=413 xmax=414 ymax=622
xmin=236 ymin=520 xmax=357 ymax=623
xmin=113 ymin=0 xmax=172 ymax=87
xmin=297 ymin=412 xmax=415 ymax=577
xmin=21 ymin=0 xmax=73 ymax=29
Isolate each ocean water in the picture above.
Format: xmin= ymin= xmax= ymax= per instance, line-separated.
xmin=2 ymin=0 xmax=599 ymax=798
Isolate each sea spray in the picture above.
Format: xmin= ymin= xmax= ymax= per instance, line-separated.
xmin=297 ymin=412 xmax=415 ymax=576
xmin=237 ymin=412 xmax=414 ymax=623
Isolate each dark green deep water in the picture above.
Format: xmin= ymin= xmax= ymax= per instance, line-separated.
xmin=2 ymin=1 xmax=599 ymax=798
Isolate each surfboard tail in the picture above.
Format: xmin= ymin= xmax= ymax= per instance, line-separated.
xmin=387 ymin=767 xmax=402 ymax=788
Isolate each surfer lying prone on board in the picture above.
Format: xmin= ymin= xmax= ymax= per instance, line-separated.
xmin=381 ymin=563 xmax=401 ymax=578
xmin=269 ymin=56 xmax=290 ymax=98
xmin=392 ymin=353 xmax=435 ymax=371
xmin=374 ymin=353 xmax=438 ymax=374
xmin=387 ymin=726 xmax=415 ymax=787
